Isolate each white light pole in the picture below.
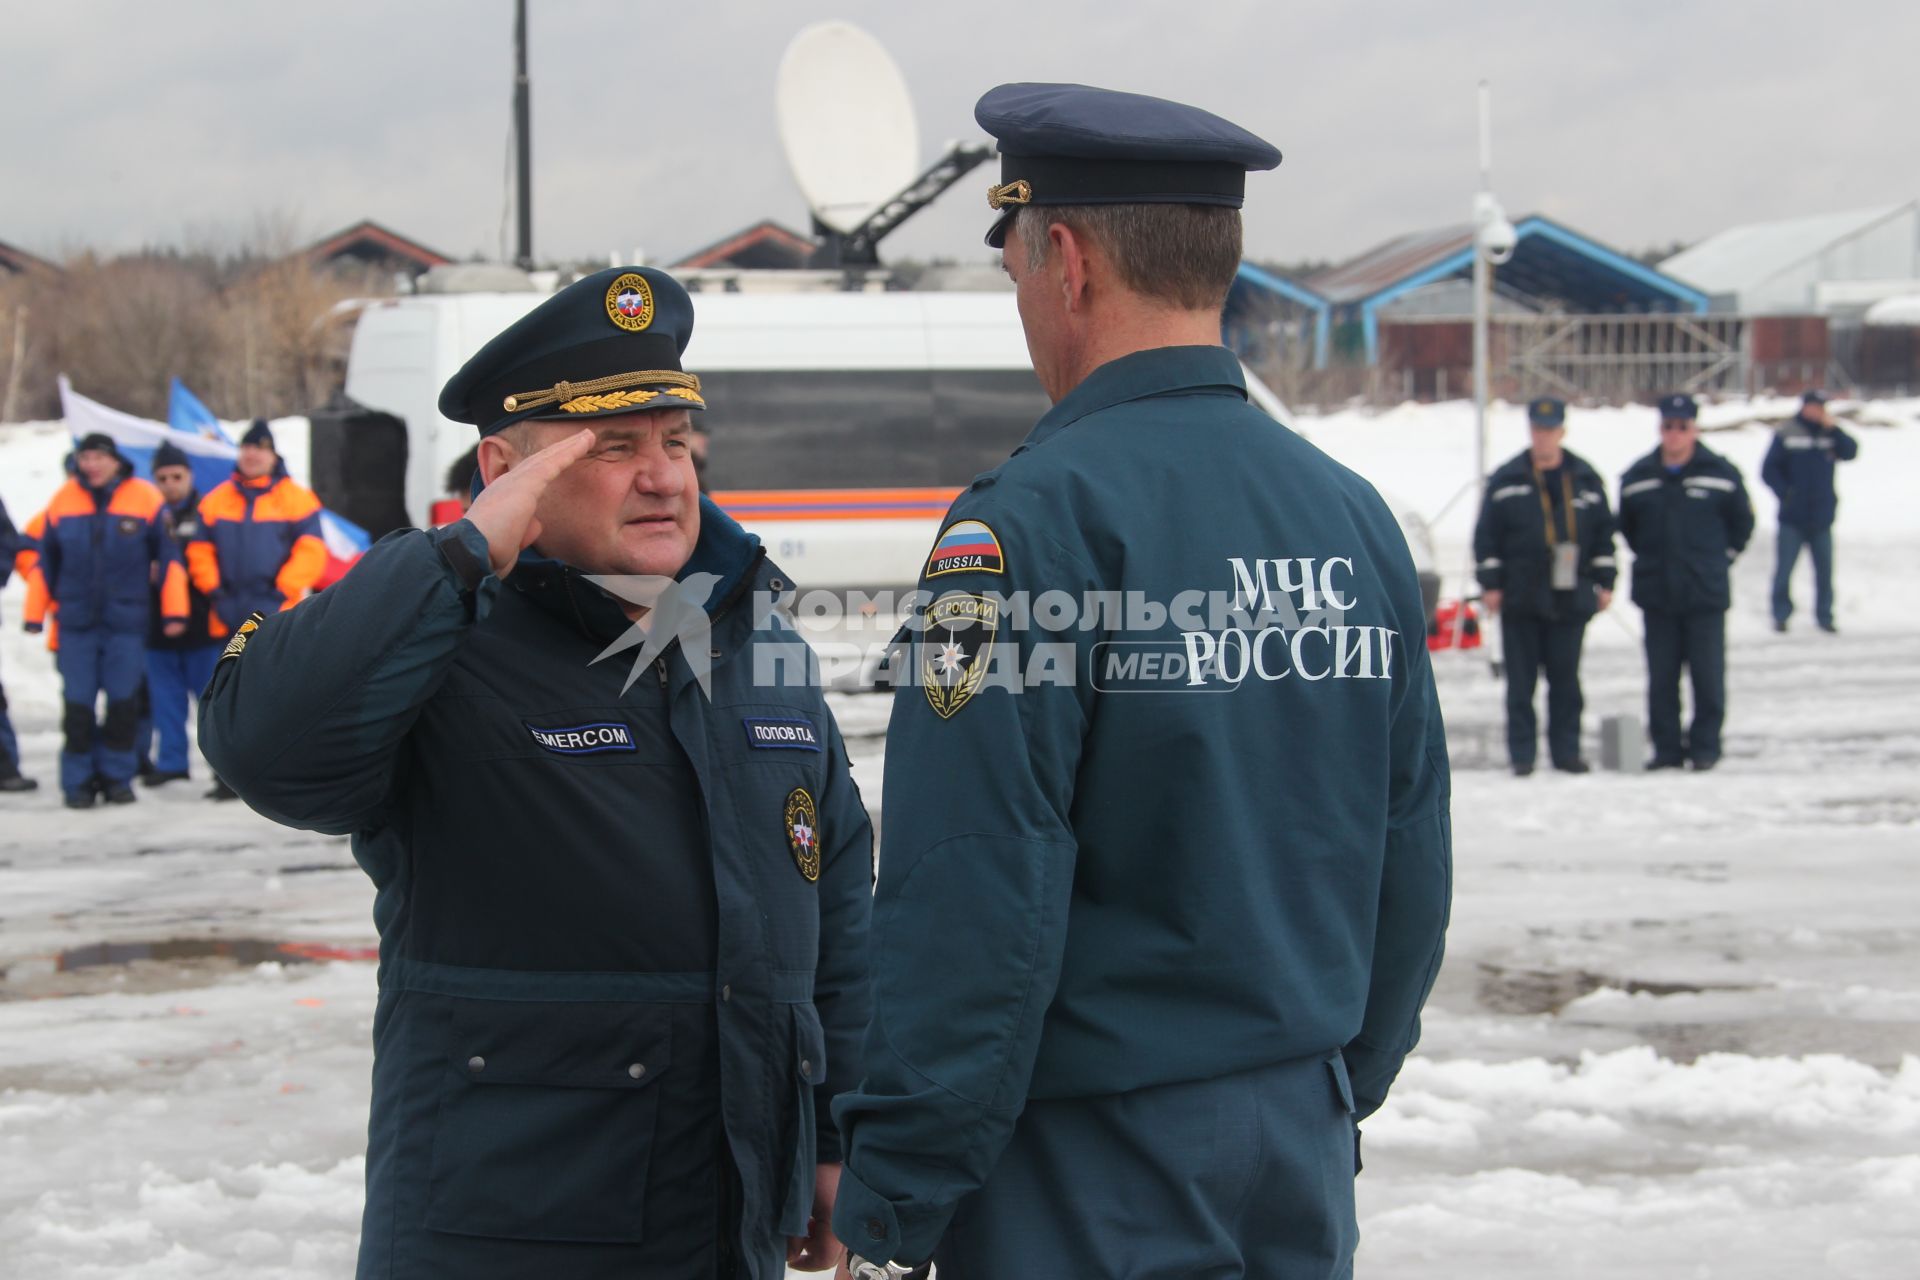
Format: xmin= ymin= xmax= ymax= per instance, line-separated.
xmin=1472 ymin=81 xmax=1517 ymax=504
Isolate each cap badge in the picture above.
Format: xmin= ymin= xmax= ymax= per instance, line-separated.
xmin=605 ymin=272 xmax=655 ymax=333
xmin=987 ymin=180 xmax=1032 ymax=210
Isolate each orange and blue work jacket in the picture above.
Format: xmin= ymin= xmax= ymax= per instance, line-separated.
xmin=38 ymin=476 xmax=189 ymax=635
xmin=187 ymin=464 xmax=326 ymax=636
xmin=15 ymin=508 xmax=58 ymax=648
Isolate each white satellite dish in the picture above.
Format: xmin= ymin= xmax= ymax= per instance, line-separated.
xmin=776 ymin=22 xmax=920 ymax=235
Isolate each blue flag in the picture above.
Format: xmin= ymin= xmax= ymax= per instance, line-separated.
xmin=168 ymin=378 xmax=233 ymax=446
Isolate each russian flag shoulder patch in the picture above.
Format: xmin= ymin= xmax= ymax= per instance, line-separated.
xmin=926 ymin=519 xmax=1005 ymax=579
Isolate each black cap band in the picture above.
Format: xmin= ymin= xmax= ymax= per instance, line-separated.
xmin=997 ymin=152 xmax=1249 ymax=209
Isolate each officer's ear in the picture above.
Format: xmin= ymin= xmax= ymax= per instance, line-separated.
xmin=1050 ymin=221 xmax=1093 ymax=313
xmin=476 ymin=433 xmax=520 ymax=485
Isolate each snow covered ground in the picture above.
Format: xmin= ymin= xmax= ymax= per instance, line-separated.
xmin=2 ymin=398 xmax=1916 ymax=1277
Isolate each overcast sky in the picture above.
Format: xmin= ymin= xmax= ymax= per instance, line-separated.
xmin=5 ymin=0 xmax=1916 ymax=271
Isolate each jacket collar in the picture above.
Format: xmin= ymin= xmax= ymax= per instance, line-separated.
xmin=233 ymin=459 xmax=288 ymax=492
xmin=508 ymin=494 xmax=767 ymax=643
xmin=1019 ymin=345 xmax=1245 ymax=453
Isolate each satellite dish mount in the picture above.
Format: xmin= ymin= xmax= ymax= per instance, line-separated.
xmin=775 ymin=22 xmax=990 ymax=270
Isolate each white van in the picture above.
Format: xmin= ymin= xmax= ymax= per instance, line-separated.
xmin=337 ymin=287 xmax=1435 ymax=681
xmin=343 ymin=288 xmax=1292 ymax=590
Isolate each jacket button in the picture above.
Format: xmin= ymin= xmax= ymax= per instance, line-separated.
xmin=628 ymin=1063 xmax=646 ymax=1080
xmin=721 ymin=984 xmax=732 ymax=1002
xmin=799 ymin=1059 xmax=812 ymax=1078
xmin=467 ymin=1055 xmax=485 ymax=1075
xmin=866 ymin=1219 xmax=887 ymax=1241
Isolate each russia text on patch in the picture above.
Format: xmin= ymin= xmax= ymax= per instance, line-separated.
xmin=926 ymin=519 xmax=1005 ymax=578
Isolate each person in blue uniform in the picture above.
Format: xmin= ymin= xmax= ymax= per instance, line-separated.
xmin=1618 ymin=393 xmax=1755 ymax=771
xmin=830 ymin=85 xmax=1451 ymax=1280
xmin=0 ymin=494 xmax=37 ymax=792
xmin=38 ymin=434 xmax=190 ymax=807
xmin=1762 ymin=389 xmax=1857 ymax=633
xmin=200 ymin=267 xmax=872 ymax=1279
xmin=1473 ymin=396 xmax=1617 ymax=775
xmin=141 ymin=441 xmax=221 ymax=786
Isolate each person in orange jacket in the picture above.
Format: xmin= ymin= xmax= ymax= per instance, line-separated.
xmin=186 ymin=420 xmax=326 ymax=636
xmin=185 ymin=419 xmax=325 ymax=799
xmin=37 ymin=435 xmax=189 ymax=807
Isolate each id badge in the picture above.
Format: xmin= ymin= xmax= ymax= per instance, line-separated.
xmin=1552 ymin=542 xmax=1579 ymax=590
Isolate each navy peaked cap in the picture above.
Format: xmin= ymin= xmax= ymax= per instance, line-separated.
xmin=1527 ymin=396 xmax=1566 ymax=427
xmin=974 ymin=83 xmax=1281 ymax=247
xmin=1658 ymin=393 xmax=1699 ymax=420
xmin=440 ymin=266 xmax=706 ymax=436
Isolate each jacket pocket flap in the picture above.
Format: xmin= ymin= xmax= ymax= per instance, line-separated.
xmin=450 ymin=998 xmax=672 ymax=1089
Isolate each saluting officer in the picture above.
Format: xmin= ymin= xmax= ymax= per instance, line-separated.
xmin=201 ymin=268 xmax=872 ymax=1278
xmin=1473 ymin=396 xmax=1617 ymax=775
xmin=831 ymin=85 xmax=1451 ymax=1280
xmin=1618 ymin=393 xmax=1755 ymax=771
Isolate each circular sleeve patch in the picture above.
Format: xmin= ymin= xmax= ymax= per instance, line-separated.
xmin=785 ymin=787 xmax=821 ymax=882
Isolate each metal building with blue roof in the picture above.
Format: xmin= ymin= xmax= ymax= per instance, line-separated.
xmin=1308 ymin=214 xmax=1710 ymax=364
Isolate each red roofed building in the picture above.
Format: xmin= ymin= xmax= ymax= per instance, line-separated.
xmin=0 ymin=239 xmax=58 ymax=277
xmin=671 ymin=220 xmax=816 ymax=271
xmin=300 ymin=220 xmax=453 ymax=282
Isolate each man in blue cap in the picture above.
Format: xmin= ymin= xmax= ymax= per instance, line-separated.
xmin=1473 ymin=396 xmax=1617 ymax=775
xmin=1762 ymin=389 xmax=1857 ymax=633
xmin=1618 ymin=394 xmax=1754 ymax=771
xmin=202 ymin=267 xmax=873 ymax=1278
xmin=141 ymin=440 xmax=220 ymax=786
xmin=832 ymin=85 xmax=1451 ymax=1279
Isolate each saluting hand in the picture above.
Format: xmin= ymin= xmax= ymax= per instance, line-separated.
xmin=462 ymin=428 xmax=595 ymax=578
xmin=1596 ymin=588 xmax=1613 ymax=612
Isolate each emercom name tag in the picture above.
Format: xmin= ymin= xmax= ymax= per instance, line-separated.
xmin=742 ymin=717 xmax=822 ymax=752
xmin=526 ymin=722 xmax=637 ymax=756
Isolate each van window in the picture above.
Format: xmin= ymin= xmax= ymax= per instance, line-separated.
xmin=700 ymin=369 xmax=1048 ymax=489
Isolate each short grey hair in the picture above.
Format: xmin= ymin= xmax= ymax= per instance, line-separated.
xmin=1015 ymin=202 xmax=1243 ymax=311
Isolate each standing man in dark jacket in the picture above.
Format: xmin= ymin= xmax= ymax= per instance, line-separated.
xmin=1474 ymin=396 xmax=1617 ymax=775
xmin=1762 ymin=389 xmax=1857 ymax=633
xmin=201 ymin=268 xmax=871 ymax=1279
xmin=1619 ymin=394 xmax=1755 ymax=771
xmin=831 ymin=85 xmax=1450 ymax=1280
xmin=0 ymin=494 xmax=38 ymax=791
xmin=38 ymin=434 xmax=189 ymax=807
xmin=143 ymin=441 xmax=220 ymax=785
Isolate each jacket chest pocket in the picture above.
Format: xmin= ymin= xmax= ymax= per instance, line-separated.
xmin=424 ymin=998 xmax=673 ymax=1243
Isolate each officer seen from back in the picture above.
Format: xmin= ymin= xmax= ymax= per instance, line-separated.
xmin=1473 ymin=396 xmax=1617 ymax=775
xmin=1618 ymin=393 xmax=1754 ymax=771
xmin=201 ymin=267 xmax=873 ymax=1278
xmin=831 ymin=84 xmax=1451 ymax=1280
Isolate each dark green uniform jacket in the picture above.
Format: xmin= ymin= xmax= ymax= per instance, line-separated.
xmin=1473 ymin=449 xmax=1618 ymax=619
xmin=200 ymin=498 xmax=872 ymax=1279
xmin=831 ymin=346 xmax=1452 ymax=1263
xmin=1619 ymin=444 xmax=1755 ymax=613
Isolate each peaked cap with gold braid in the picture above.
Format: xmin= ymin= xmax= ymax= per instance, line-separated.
xmin=438 ymin=265 xmax=707 ymax=436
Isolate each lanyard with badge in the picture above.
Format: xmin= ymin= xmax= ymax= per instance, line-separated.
xmin=1535 ymin=466 xmax=1580 ymax=590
